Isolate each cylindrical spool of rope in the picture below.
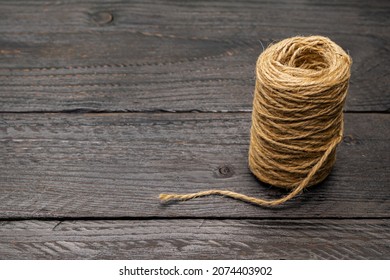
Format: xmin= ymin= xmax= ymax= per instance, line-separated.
xmin=160 ymin=35 xmax=352 ymax=207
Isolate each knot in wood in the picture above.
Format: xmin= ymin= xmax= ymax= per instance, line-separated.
xmin=91 ymin=11 xmax=113 ymax=25
xmin=217 ymin=165 xmax=234 ymax=178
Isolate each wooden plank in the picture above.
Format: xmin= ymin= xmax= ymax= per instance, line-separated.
xmin=0 ymin=112 xmax=389 ymax=218
xmin=0 ymin=0 xmax=389 ymax=112
xmin=0 ymin=219 xmax=388 ymax=259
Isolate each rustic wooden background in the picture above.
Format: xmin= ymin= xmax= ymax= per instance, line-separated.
xmin=0 ymin=0 xmax=389 ymax=259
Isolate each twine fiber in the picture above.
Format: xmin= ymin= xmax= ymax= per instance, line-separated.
xmin=160 ymin=36 xmax=352 ymax=207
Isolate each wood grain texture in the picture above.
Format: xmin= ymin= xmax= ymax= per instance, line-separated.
xmin=0 ymin=0 xmax=389 ymax=112
xmin=0 ymin=219 xmax=388 ymax=259
xmin=0 ymin=0 xmax=389 ymax=261
xmin=1 ymin=113 xmax=389 ymax=219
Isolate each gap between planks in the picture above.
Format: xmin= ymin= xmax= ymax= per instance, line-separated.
xmin=0 ymin=110 xmax=388 ymax=115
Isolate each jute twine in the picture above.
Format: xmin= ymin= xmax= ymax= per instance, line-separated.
xmin=160 ymin=36 xmax=352 ymax=207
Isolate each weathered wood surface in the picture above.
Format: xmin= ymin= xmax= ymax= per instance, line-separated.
xmin=1 ymin=113 xmax=388 ymax=219
xmin=0 ymin=0 xmax=389 ymax=112
xmin=1 ymin=0 xmax=389 ymax=260
xmin=0 ymin=219 xmax=388 ymax=259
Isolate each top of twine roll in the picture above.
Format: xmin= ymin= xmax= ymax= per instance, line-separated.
xmin=257 ymin=35 xmax=351 ymax=94
xmin=160 ymin=35 xmax=352 ymax=207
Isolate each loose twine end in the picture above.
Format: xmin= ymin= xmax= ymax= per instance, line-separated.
xmin=158 ymin=136 xmax=340 ymax=207
xmin=159 ymin=193 xmax=177 ymax=201
xmin=159 ymin=36 xmax=351 ymax=208
xmin=159 ymin=188 xmax=303 ymax=207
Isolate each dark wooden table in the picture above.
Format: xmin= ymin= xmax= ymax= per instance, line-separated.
xmin=0 ymin=0 xmax=389 ymax=259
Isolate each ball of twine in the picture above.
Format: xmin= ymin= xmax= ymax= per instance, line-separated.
xmin=160 ymin=35 xmax=352 ymax=207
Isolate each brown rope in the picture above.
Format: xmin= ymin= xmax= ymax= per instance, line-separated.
xmin=160 ymin=36 xmax=352 ymax=207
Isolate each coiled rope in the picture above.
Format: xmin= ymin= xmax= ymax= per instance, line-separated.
xmin=160 ymin=36 xmax=352 ymax=207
